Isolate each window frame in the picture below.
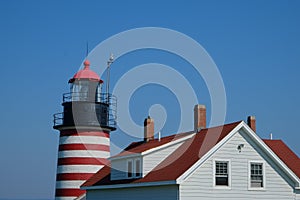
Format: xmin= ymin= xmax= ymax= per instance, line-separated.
xmin=127 ymin=159 xmax=133 ymax=178
xmin=127 ymin=158 xmax=142 ymax=179
xmin=134 ymin=158 xmax=142 ymax=178
xmin=248 ymin=161 xmax=266 ymax=190
xmin=213 ymin=159 xmax=231 ymax=189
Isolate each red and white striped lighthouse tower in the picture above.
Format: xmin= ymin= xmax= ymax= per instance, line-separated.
xmin=53 ymin=60 xmax=116 ymax=200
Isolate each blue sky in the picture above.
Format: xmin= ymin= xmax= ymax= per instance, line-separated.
xmin=0 ymin=0 xmax=299 ymax=199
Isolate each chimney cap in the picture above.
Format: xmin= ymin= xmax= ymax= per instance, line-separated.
xmin=248 ymin=115 xmax=256 ymax=120
xmin=194 ymin=104 xmax=206 ymax=109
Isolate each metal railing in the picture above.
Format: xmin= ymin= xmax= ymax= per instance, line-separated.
xmin=53 ymin=92 xmax=117 ymax=129
xmin=53 ymin=112 xmax=63 ymax=127
xmin=53 ymin=112 xmax=117 ymax=128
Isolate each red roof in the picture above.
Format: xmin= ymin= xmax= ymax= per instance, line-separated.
xmin=111 ymin=131 xmax=194 ymax=158
xmin=263 ymin=139 xmax=300 ymax=178
xmin=69 ymin=60 xmax=103 ymax=83
xmin=82 ymin=121 xmax=241 ymax=187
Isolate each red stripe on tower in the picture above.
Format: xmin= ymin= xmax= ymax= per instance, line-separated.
xmin=59 ymin=130 xmax=109 ymax=138
xmin=59 ymin=144 xmax=110 ymax=151
xmin=55 ymin=188 xmax=85 ymax=197
xmin=57 ymin=157 xmax=109 ymax=165
xmin=56 ymin=173 xmax=95 ymax=181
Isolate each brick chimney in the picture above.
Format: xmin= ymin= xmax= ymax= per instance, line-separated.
xmin=194 ymin=104 xmax=206 ymax=131
xmin=247 ymin=116 xmax=256 ymax=132
xmin=144 ymin=116 xmax=154 ymax=142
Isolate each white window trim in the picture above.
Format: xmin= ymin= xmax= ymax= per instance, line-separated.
xmin=248 ymin=160 xmax=266 ymax=191
xmin=127 ymin=159 xmax=133 ymax=179
xmin=213 ymin=159 xmax=231 ymax=189
xmin=126 ymin=158 xmax=142 ymax=179
xmin=134 ymin=158 xmax=142 ymax=178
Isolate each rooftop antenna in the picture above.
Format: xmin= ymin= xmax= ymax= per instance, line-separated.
xmin=86 ymin=42 xmax=89 ymax=58
xmin=106 ymin=53 xmax=114 ymax=103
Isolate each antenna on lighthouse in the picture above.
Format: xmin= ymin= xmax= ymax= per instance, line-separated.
xmin=86 ymin=41 xmax=89 ymax=57
xmin=106 ymin=53 xmax=114 ymax=103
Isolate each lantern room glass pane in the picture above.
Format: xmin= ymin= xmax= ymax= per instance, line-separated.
xmin=70 ymin=80 xmax=101 ymax=102
xmin=96 ymin=83 xmax=103 ymax=102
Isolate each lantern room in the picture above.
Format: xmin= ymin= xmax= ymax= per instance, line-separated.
xmin=53 ymin=59 xmax=116 ymax=131
xmin=67 ymin=60 xmax=103 ymax=102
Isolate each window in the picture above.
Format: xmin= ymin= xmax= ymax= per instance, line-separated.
xmin=215 ymin=161 xmax=229 ymax=186
xmin=135 ymin=159 xmax=141 ymax=177
xmin=250 ymin=162 xmax=264 ymax=188
xmin=127 ymin=158 xmax=142 ymax=178
xmin=127 ymin=160 xmax=133 ymax=178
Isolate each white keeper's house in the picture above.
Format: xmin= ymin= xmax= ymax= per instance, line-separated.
xmin=81 ymin=105 xmax=300 ymax=200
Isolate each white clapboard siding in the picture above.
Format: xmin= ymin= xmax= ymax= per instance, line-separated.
xmin=86 ymin=185 xmax=178 ymax=200
xmin=296 ymin=190 xmax=300 ymax=200
xmin=180 ymin=130 xmax=296 ymax=200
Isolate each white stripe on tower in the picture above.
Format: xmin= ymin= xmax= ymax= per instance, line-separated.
xmin=58 ymin=150 xmax=110 ymax=158
xmin=56 ymin=180 xmax=86 ymax=189
xmin=59 ymin=136 xmax=110 ymax=145
xmin=56 ymin=131 xmax=110 ymax=199
xmin=57 ymin=165 xmax=104 ymax=174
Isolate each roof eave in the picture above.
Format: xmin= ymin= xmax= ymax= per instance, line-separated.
xmin=81 ymin=180 xmax=177 ymax=190
xmin=108 ymin=153 xmax=142 ymax=161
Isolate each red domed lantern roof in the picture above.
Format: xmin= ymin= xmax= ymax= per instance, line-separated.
xmin=69 ymin=60 xmax=103 ymax=83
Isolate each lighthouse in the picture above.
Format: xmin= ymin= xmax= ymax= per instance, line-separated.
xmin=53 ymin=59 xmax=116 ymax=200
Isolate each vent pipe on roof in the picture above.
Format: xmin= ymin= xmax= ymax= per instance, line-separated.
xmin=144 ymin=116 xmax=154 ymax=142
xmin=270 ymin=133 xmax=273 ymax=140
xmin=194 ymin=104 xmax=206 ymax=132
xmin=158 ymin=131 xmax=161 ymax=142
xmin=247 ymin=116 xmax=256 ymax=132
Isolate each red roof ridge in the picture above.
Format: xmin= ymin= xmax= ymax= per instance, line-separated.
xmin=263 ymin=139 xmax=282 ymax=142
xmin=263 ymin=139 xmax=300 ymax=178
xmin=199 ymin=120 xmax=243 ymax=131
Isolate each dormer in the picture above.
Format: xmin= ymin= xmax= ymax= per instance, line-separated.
xmin=109 ymin=117 xmax=195 ymax=181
